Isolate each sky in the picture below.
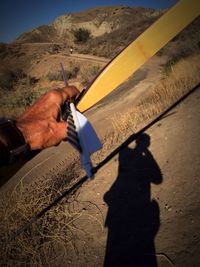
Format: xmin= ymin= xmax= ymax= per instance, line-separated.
xmin=0 ymin=0 xmax=177 ymax=43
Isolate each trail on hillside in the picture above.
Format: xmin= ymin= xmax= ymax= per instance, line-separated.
xmin=69 ymin=53 xmax=109 ymax=63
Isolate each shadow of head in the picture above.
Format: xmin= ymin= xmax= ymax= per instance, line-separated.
xmin=135 ymin=132 xmax=150 ymax=149
xmin=118 ymin=132 xmax=162 ymax=185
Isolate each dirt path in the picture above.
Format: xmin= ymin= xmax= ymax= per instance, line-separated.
xmin=22 ymin=43 xmax=109 ymax=63
xmin=62 ymin=86 xmax=200 ymax=267
xmin=29 ymin=52 xmax=108 ymax=79
xmin=69 ymin=53 xmax=109 ymax=63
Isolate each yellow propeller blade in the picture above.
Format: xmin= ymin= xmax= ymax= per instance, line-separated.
xmin=77 ymin=0 xmax=200 ymax=112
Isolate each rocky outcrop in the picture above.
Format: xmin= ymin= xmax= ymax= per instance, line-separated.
xmin=52 ymin=14 xmax=112 ymax=37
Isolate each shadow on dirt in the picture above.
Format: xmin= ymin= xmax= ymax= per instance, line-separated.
xmin=103 ymin=133 xmax=162 ymax=267
xmin=0 ymin=150 xmax=40 ymax=188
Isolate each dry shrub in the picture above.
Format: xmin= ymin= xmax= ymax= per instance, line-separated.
xmin=0 ymin=150 xmax=104 ymax=266
xmin=93 ymin=54 xmax=200 ymax=169
xmin=0 ymin=88 xmax=46 ymax=118
xmin=80 ymin=64 xmax=100 ymax=86
xmin=47 ymin=66 xmax=80 ymax=82
xmin=111 ymin=54 xmax=200 ymax=135
xmin=0 ymin=67 xmax=26 ymax=90
xmin=0 ymin=155 xmax=82 ymax=266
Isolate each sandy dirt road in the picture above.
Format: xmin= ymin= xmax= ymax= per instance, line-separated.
xmin=62 ymin=87 xmax=200 ymax=267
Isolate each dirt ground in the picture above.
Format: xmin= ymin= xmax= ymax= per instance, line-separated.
xmin=1 ymin=55 xmax=199 ymax=266
xmin=61 ymin=86 xmax=200 ymax=267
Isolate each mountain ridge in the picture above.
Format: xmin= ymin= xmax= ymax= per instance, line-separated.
xmin=15 ymin=6 xmax=164 ymax=44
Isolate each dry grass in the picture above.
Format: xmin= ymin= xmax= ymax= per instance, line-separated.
xmin=0 ymin=87 xmax=48 ymax=118
xmin=0 ymin=54 xmax=200 ymax=266
xmin=79 ymin=64 xmax=101 ymax=86
xmin=0 ymin=155 xmax=99 ymax=266
xmin=111 ymin=54 xmax=200 ymax=135
xmin=0 ymin=61 xmax=102 ymax=118
xmin=91 ymin=54 xmax=200 ymax=165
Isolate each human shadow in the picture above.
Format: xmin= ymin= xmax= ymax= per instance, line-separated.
xmin=103 ymin=133 xmax=162 ymax=267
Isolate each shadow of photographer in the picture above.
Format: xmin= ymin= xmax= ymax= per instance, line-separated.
xmin=104 ymin=133 xmax=162 ymax=267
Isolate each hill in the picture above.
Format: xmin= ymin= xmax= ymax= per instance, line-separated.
xmin=0 ymin=6 xmax=199 ymax=117
xmin=16 ymin=6 xmax=163 ymax=45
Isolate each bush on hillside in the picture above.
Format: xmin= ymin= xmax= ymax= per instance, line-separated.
xmin=47 ymin=66 xmax=80 ymax=81
xmin=0 ymin=68 xmax=26 ymax=90
xmin=73 ymin=28 xmax=91 ymax=43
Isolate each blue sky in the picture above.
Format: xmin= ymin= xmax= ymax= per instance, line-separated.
xmin=0 ymin=0 xmax=177 ymax=43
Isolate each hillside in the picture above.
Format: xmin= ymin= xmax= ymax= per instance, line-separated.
xmin=0 ymin=6 xmax=199 ymax=118
xmin=16 ymin=6 xmax=163 ymax=45
xmin=15 ymin=6 xmax=165 ymax=58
